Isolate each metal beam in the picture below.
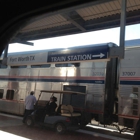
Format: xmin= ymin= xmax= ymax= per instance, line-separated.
xmin=2 ymin=44 xmax=8 ymax=65
xmin=61 ymin=12 xmax=86 ymax=31
xmin=16 ymin=41 xmax=34 ymax=46
xmin=14 ymin=25 xmax=80 ymax=42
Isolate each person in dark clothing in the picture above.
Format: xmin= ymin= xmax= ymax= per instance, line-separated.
xmin=45 ymin=96 xmax=57 ymax=116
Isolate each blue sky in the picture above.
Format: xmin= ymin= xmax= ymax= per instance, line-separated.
xmin=8 ymin=23 xmax=140 ymax=53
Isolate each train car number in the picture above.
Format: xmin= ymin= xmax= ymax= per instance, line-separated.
xmin=122 ymin=72 xmax=136 ymax=76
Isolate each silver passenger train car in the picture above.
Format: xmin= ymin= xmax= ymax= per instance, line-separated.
xmin=0 ymin=40 xmax=139 ymax=130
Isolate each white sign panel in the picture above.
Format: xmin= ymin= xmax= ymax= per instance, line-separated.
xmin=7 ymin=52 xmax=48 ymax=65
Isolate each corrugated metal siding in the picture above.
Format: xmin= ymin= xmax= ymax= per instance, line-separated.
xmin=76 ymin=0 xmax=120 ymax=21
xmin=20 ymin=14 xmax=71 ymax=33
xmin=127 ymin=0 xmax=140 ymax=11
xmin=135 ymin=0 xmax=140 ymax=9
xmin=20 ymin=0 xmax=140 ymax=32
xmin=77 ymin=0 xmax=140 ymax=21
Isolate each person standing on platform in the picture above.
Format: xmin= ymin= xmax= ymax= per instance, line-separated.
xmin=22 ymin=91 xmax=36 ymax=123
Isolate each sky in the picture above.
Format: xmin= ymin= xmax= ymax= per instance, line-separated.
xmin=8 ymin=23 xmax=140 ymax=53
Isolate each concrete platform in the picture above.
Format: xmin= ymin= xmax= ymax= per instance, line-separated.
xmin=0 ymin=113 xmax=133 ymax=140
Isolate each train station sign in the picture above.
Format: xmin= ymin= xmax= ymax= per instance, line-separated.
xmin=47 ymin=44 xmax=109 ymax=63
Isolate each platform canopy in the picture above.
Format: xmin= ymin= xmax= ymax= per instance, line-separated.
xmin=10 ymin=0 xmax=140 ymax=44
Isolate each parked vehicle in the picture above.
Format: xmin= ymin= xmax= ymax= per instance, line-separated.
xmin=26 ymin=90 xmax=86 ymax=133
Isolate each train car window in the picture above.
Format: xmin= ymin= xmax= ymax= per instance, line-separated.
xmin=133 ymin=87 xmax=138 ymax=93
xmin=55 ymin=63 xmax=67 ymax=67
xmin=0 ymin=89 xmax=4 ymax=99
xmin=74 ymin=63 xmax=80 ymax=67
xmin=11 ymin=66 xmax=27 ymax=68
xmin=31 ymin=64 xmax=50 ymax=68
xmin=131 ymin=87 xmax=139 ymax=98
xmin=6 ymin=90 xmax=14 ymax=100
xmin=41 ymin=64 xmax=51 ymax=68
xmin=63 ymin=85 xmax=86 ymax=93
xmin=55 ymin=63 xmax=80 ymax=67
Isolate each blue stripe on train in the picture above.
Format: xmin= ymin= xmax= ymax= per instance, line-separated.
xmin=120 ymin=81 xmax=140 ymax=85
xmin=0 ymin=78 xmax=104 ymax=84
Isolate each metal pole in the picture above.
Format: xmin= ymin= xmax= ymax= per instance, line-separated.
xmin=114 ymin=0 xmax=127 ymax=120
xmin=2 ymin=44 xmax=9 ymax=65
xmin=3 ymin=44 xmax=8 ymax=58
xmin=119 ymin=0 xmax=127 ymax=58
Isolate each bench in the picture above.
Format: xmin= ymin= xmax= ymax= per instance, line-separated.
xmin=59 ymin=105 xmax=81 ymax=117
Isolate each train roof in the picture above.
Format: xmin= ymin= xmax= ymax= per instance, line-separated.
xmin=8 ymin=42 xmax=116 ymax=56
xmin=125 ymin=39 xmax=140 ymax=48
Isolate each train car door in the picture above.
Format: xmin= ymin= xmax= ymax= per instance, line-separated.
xmin=19 ymin=89 xmax=27 ymax=115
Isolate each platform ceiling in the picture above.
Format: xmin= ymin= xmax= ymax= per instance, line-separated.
xmin=11 ymin=0 xmax=140 ymax=44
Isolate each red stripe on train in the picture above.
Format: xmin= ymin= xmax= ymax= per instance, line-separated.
xmin=118 ymin=114 xmax=139 ymax=119
xmin=0 ymin=99 xmax=24 ymax=103
xmin=120 ymin=77 xmax=140 ymax=80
